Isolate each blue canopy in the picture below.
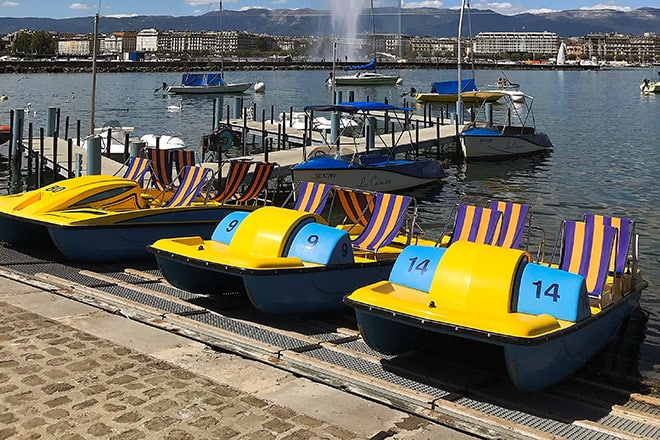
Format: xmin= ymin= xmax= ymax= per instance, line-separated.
xmin=303 ymin=101 xmax=413 ymax=114
xmin=343 ymin=59 xmax=376 ymax=71
xmin=430 ymin=78 xmax=478 ymax=94
xmin=181 ymin=73 xmax=225 ymax=87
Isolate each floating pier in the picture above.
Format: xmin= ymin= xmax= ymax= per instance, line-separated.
xmin=4 ymin=100 xmax=465 ymax=183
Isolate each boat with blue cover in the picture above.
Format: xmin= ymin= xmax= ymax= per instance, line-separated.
xmin=149 ymin=186 xmax=434 ymax=314
xmin=166 ymin=73 xmax=251 ymax=95
xmin=344 ymin=213 xmax=646 ymax=391
xmin=291 ymin=102 xmax=446 ymax=192
xmin=415 ymin=78 xmax=504 ymax=104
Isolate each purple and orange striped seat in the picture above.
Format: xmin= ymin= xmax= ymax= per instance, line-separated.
xmin=121 ymin=156 xmax=151 ymax=186
xmin=161 ymin=166 xmax=212 ymax=208
xmin=352 ymin=192 xmax=411 ymax=253
xmin=212 ymin=160 xmax=252 ymax=202
xmin=559 ymin=219 xmax=617 ymax=297
xmin=146 ymin=148 xmax=174 ymax=191
xmin=449 ymin=204 xmax=502 ymax=246
xmin=335 ymin=187 xmax=376 ymax=227
xmin=293 ymin=181 xmax=332 ymax=214
xmin=584 ymin=213 xmax=632 ymax=274
xmin=488 ymin=200 xmax=531 ymax=249
xmin=229 ymin=161 xmax=276 ymax=204
xmin=172 ymin=149 xmax=196 ymax=177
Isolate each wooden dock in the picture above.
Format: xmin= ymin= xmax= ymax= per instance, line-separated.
xmin=17 ymin=111 xmax=464 ymax=179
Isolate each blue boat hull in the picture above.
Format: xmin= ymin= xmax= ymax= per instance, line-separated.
xmin=348 ymin=287 xmax=643 ymax=391
xmin=243 ymin=263 xmax=393 ymax=314
xmin=152 ymin=248 xmax=394 ymax=314
xmin=47 ymin=208 xmax=239 ymax=262
xmin=0 ymin=212 xmax=51 ymax=245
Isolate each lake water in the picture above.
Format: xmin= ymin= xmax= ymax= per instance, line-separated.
xmin=0 ymin=67 xmax=658 ymax=381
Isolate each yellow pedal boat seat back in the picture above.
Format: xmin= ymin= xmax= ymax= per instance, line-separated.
xmin=228 ymin=206 xmax=322 ymax=258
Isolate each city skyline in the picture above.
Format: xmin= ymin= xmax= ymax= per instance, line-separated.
xmin=0 ymin=1 xmax=656 ymax=20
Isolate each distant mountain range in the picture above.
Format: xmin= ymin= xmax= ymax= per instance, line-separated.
xmin=0 ymin=7 xmax=657 ymax=38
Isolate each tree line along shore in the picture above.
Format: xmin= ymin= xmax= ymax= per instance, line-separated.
xmin=0 ymin=59 xmax=599 ymax=74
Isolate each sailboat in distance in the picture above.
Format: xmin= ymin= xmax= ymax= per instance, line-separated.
xmin=327 ymin=0 xmax=402 ymax=87
xmin=166 ymin=1 xmax=251 ymax=94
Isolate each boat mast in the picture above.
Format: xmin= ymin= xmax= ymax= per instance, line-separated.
xmin=219 ymin=0 xmax=224 ymax=74
xmin=90 ymin=12 xmax=99 ymax=134
xmin=370 ymin=0 xmax=376 ymax=61
xmin=456 ymin=0 xmax=466 ymax=124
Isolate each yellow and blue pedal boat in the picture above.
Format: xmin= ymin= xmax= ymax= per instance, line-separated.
xmin=0 ymin=174 xmax=249 ymax=262
xmin=344 ymin=217 xmax=647 ymax=391
xmin=149 ymin=198 xmax=432 ymax=314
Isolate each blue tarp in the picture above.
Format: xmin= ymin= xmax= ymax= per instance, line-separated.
xmin=303 ymin=101 xmax=413 ymax=114
xmin=343 ymin=59 xmax=376 ymax=71
xmin=430 ymin=78 xmax=478 ymax=94
xmin=181 ymin=73 xmax=225 ymax=87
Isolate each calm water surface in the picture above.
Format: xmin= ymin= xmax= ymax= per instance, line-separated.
xmin=0 ymin=67 xmax=658 ymax=380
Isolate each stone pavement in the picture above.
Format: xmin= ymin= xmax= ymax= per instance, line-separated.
xmin=0 ymin=273 xmax=477 ymax=440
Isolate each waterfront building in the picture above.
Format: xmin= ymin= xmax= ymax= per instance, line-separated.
xmin=474 ymin=32 xmax=560 ymax=57
xmin=136 ymin=28 xmax=158 ymax=52
xmin=104 ymin=31 xmax=136 ymax=59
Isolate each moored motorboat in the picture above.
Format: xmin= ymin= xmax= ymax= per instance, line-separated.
xmin=415 ymin=79 xmax=504 ymax=105
xmin=166 ymin=73 xmax=251 ymax=95
xmin=0 ymin=171 xmax=253 ymax=262
xmin=459 ymin=94 xmax=553 ymax=159
xmin=149 ymin=188 xmax=433 ymax=314
xmin=345 ymin=214 xmax=646 ymax=391
xmin=290 ymin=102 xmax=446 ymax=192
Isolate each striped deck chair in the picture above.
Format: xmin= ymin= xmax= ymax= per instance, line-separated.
xmin=172 ymin=149 xmax=196 ymax=177
xmin=352 ymin=192 xmax=412 ymax=254
xmin=292 ymin=181 xmax=332 ymax=214
xmin=146 ymin=148 xmax=174 ymax=191
xmin=449 ymin=204 xmax=502 ymax=246
xmin=120 ymin=156 xmax=151 ymax=185
xmin=488 ymin=200 xmax=531 ymax=249
xmin=584 ymin=214 xmax=632 ymax=274
xmin=335 ymin=187 xmax=376 ymax=227
xmin=229 ymin=161 xmax=276 ymax=204
xmin=162 ymin=166 xmax=212 ymax=208
xmin=211 ymin=160 xmax=252 ymax=203
xmin=559 ymin=219 xmax=617 ymax=299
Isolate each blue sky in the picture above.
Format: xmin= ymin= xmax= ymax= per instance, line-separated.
xmin=0 ymin=1 xmax=653 ymax=19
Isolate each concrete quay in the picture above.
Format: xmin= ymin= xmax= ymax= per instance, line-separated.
xmin=0 ymin=273 xmax=476 ymax=439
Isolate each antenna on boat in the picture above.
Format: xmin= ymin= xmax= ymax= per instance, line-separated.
xmin=219 ymin=0 xmax=224 ymax=76
xmin=90 ymin=10 xmax=100 ymax=134
xmin=456 ymin=0 xmax=467 ymax=125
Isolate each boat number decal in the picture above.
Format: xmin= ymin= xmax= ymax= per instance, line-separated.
xmin=341 ymin=243 xmax=348 ymax=257
xmin=307 ymin=234 xmax=319 ymax=247
xmin=45 ymin=185 xmax=66 ymax=193
xmin=225 ymin=219 xmax=240 ymax=232
xmin=407 ymin=257 xmax=430 ymax=275
xmin=532 ymin=280 xmax=560 ymax=302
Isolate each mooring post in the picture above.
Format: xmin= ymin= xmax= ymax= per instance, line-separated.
xmin=76 ymin=120 xmax=81 ymax=146
xmin=75 ymin=153 xmax=83 ymax=177
xmin=123 ymin=132 xmax=130 ymax=162
xmin=27 ymin=122 xmax=33 ymax=177
xmin=214 ymin=97 xmax=223 ymax=129
xmin=281 ymin=113 xmax=287 ymax=150
xmin=64 ymin=115 xmax=69 ymax=140
xmin=11 ymin=108 xmax=24 ymax=165
xmin=485 ymin=102 xmax=493 ymax=128
xmin=330 ymin=112 xmax=339 ymax=147
xmin=232 ymin=97 xmax=241 ymax=119
xmin=52 ymin=131 xmax=58 ymax=175
xmin=38 ymin=128 xmax=44 ymax=187
xmin=86 ymin=136 xmax=102 ymax=175
xmin=129 ymin=141 xmax=143 ymax=158
xmin=55 ymin=108 xmax=61 ymax=137
xmin=67 ymin=138 xmax=73 ymax=178
xmin=436 ymin=117 xmax=441 ymax=160
xmin=45 ymin=107 xmax=56 ymax=137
